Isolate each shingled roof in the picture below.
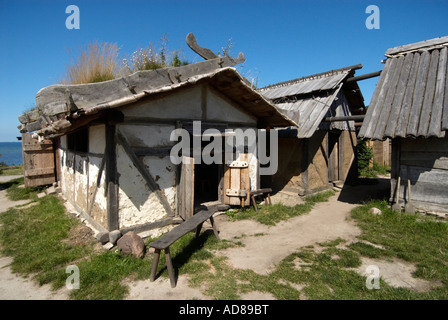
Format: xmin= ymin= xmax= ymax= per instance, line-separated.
xmin=18 ymin=57 xmax=296 ymax=138
xmin=258 ymin=64 xmax=365 ymax=138
xmin=359 ymin=36 xmax=448 ymax=140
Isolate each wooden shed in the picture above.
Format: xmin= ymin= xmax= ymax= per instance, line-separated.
xmin=18 ymin=49 xmax=295 ymax=235
xmin=359 ymin=36 xmax=448 ymax=214
xmin=258 ymin=65 xmax=366 ymax=195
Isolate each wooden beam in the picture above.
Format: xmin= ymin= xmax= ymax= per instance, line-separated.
xmin=105 ymin=124 xmax=119 ymax=231
xmin=323 ymin=115 xmax=365 ymax=122
xmin=345 ymin=71 xmax=382 ymax=83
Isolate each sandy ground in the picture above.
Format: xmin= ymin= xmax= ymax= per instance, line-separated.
xmin=0 ymin=175 xmax=438 ymax=299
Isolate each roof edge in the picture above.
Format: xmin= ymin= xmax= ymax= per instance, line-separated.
xmin=385 ymin=35 xmax=448 ymax=56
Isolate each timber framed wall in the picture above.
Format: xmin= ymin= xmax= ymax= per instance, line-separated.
xmin=58 ymin=83 xmax=262 ymax=234
xmin=59 ymin=124 xmax=108 ymax=232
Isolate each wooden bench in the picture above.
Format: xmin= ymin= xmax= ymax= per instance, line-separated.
xmin=149 ymin=204 xmax=229 ymax=288
xmin=250 ymin=188 xmax=272 ymax=211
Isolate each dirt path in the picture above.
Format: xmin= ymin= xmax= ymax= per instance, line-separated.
xmin=215 ymin=195 xmax=361 ymax=274
xmin=0 ymin=176 xmax=71 ymax=300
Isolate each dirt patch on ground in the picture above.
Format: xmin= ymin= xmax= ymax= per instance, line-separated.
xmin=353 ymin=257 xmax=442 ymax=292
xmin=214 ymin=195 xmax=361 ymax=274
xmin=63 ymin=224 xmax=96 ymax=247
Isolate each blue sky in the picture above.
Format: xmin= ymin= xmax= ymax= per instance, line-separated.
xmin=0 ymin=0 xmax=447 ymax=141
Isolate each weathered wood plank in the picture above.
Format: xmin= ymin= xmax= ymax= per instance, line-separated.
xmin=428 ymin=47 xmax=447 ymax=137
xmin=24 ymin=167 xmax=55 ymax=177
xmin=400 ymin=164 xmax=448 ymax=184
xmin=385 ymin=36 xmax=448 ymax=55
xmin=407 ymin=50 xmax=431 ymax=136
xmin=384 ymin=53 xmax=414 ymax=137
xmin=417 ymin=49 xmax=439 ymax=136
xmin=395 ymin=53 xmax=420 ymax=137
xmin=401 ymin=152 xmax=448 ymax=170
xmin=359 ymin=58 xmax=393 ymax=139
xmin=105 ymin=124 xmax=119 ymax=231
xmin=401 ymin=136 xmax=448 ymax=152
xmin=150 ymin=208 xmax=218 ymax=250
xmin=442 ymin=48 xmax=448 ymax=131
xmin=373 ymin=56 xmax=405 ymax=140
xmin=22 ymin=133 xmax=56 ymax=187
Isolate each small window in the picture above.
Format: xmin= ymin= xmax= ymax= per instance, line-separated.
xmin=67 ymin=127 xmax=89 ymax=152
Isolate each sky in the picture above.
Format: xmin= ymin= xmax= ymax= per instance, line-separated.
xmin=0 ymin=0 xmax=447 ymax=141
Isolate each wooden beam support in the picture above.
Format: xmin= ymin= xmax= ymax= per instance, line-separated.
xmin=105 ymin=124 xmax=119 ymax=231
xmin=345 ymin=71 xmax=382 ymax=83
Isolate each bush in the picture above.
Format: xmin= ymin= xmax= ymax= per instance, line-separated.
xmin=357 ymin=139 xmax=373 ymax=173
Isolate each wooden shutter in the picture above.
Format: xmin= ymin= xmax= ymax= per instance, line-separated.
xmin=22 ymin=133 xmax=56 ymax=187
xmin=223 ymin=153 xmax=250 ymax=206
xmin=178 ymin=156 xmax=194 ymax=220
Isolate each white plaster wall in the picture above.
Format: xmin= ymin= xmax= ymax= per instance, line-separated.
xmin=206 ymin=87 xmax=257 ymax=124
xmin=122 ymin=86 xmax=202 ymax=119
xmin=116 ymin=144 xmax=172 ymax=228
xmin=89 ymin=125 xmax=105 ymax=154
xmin=118 ymin=124 xmax=175 ymax=148
xmin=142 ymin=156 xmax=177 ymax=208
xmin=87 ymin=155 xmax=107 ymax=228
xmin=74 ymin=154 xmax=88 ymax=213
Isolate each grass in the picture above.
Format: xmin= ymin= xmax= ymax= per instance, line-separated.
xmin=0 ymin=177 xmax=45 ymax=201
xmin=0 ymin=181 xmax=447 ymax=300
xmin=0 ymin=164 xmax=23 ymax=176
xmin=359 ymin=162 xmax=391 ymax=178
xmin=62 ymin=40 xmax=120 ymax=84
xmin=226 ymin=190 xmax=335 ymax=226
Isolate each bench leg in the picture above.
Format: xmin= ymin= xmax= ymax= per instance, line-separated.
xmin=209 ymin=216 xmax=220 ymax=241
xmin=251 ymin=195 xmax=258 ymax=212
xmin=195 ymin=222 xmax=204 ymax=238
xmin=267 ymin=193 xmax=272 ymax=205
xmin=165 ymin=247 xmax=176 ymax=288
xmin=150 ymin=249 xmax=161 ymax=282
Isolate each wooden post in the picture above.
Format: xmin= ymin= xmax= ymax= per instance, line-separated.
xmin=150 ymin=249 xmax=161 ymax=282
xmin=105 ymin=124 xmax=119 ymax=231
xmin=165 ymin=248 xmax=176 ymax=288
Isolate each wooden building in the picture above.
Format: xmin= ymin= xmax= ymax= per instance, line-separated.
xmin=359 ymin=36 xmax=448 ymax=214
xmin=18 ymin=48 xmax=295 ymax=235
xmin=258 ymin=65 xmax=366 ymax=195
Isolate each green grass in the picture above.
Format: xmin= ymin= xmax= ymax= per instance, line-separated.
xmin=0 ymin=177 xmax=44 ymax=201
xmin=227 ymin=190 xmax=335 ymax=226
xmin=0 ymin=165 xmax=23 ymax=176
xmin=350 ymin=200 xmax=448 ymax=287
xmin=0 ymin=196 xmax=91 ymax=285
xmin=359 ymin=162 xmax=391 ymax=178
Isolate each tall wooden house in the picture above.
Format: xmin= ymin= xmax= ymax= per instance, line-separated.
xmin=18 ymin=40 xmax=295 ymax=235
xmin=258 ymin=65 xmax=366 ymax=195
xmin=359 ymin=36 xmax=448 ymax=214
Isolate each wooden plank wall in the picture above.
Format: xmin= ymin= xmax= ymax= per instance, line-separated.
xmin=394 ymin=136 xmax=448 ymax=212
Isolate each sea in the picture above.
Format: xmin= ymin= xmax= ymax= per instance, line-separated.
xmin=0 ymin=142 xmax=23 ymax=166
